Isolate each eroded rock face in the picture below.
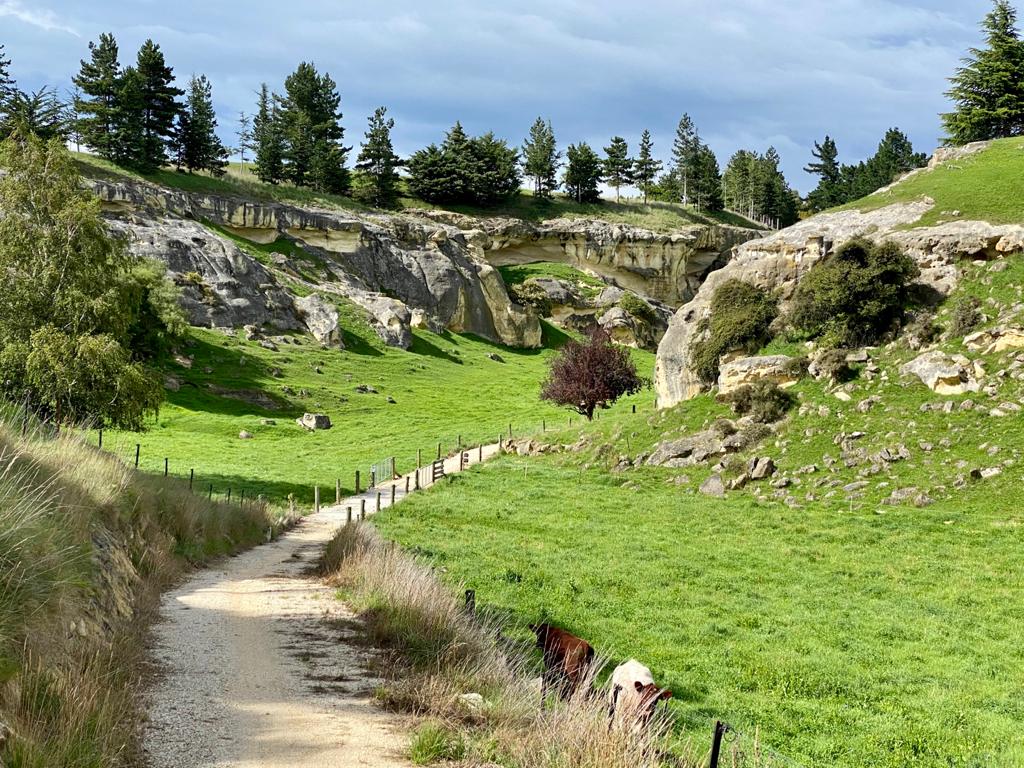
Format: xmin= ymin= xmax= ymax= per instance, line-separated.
xmin=294 ymin=294 xmax=344 ymax=348
xmin=717 ymin=355 xmax=801 ymax=396
xmin=90 ymin=179 xmax=542 ymax=348
xmin=655 ymin=193 xmax=1024 ymax=407
xmin=453 ymin=215 xmax=759 ymax=307
xmin=963 ymin=326 xmax=1024 ymax=354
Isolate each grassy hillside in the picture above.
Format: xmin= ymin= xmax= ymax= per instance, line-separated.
xmin=99 ymin=308 xmax=655 ymax=506
xmin=372 ymin=251 xmax=1024 ymax=765
xmin=841 ymin=137 xmax=1024 ymax=228
xmin=74 ymin=153 xmax=760 ymax=233
xmin=0 ymin=412 xmax=285 ymax=767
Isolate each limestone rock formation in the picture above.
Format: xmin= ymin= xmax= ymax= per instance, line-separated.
xmin=294 ymin=294 xmax=344 ymax=348
xmin=963 ymin=326 xmax=1024 ymax=354
xmin=655 ymin=192 xmax=1024 ymax=408
xmin=90 ymin=179 xmax=542 ymax=348
xmin=717 ymin=355 xmax=801 ymax=396
xmin=900 ymin=351 xmax=981 ymax=395
xmin=296 ymin=413 xmax=332 ymax=431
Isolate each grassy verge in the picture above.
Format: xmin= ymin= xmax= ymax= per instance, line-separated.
xmin=0 ymin=412 xmax=289 ymax=767
xmin=320 ymin=522 xmax=704 ymax=768
xmin=838 ymin=137 xmax=1024 ymax=228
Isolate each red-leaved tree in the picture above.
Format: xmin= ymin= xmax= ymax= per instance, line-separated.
xmin=540 ymin=329 xmax=647 ymax=420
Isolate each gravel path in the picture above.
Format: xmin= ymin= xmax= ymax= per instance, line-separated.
xmin=143 ymin=444 xmax=501 ymax=768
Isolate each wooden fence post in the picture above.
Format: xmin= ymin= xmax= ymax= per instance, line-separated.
xmin=208 ymin=484 xmax=213 ymax=500
xmin=478 ymin=445 xmax=483 ymax=462
xmin=632 ymin=404 xmax=636 ymax=414
xmin=709 ymin=721 xmax=726 ymax=768
xmin=336 ymin=479 xmax=341 ymax=504
xmin=360 ymin=499 xmax=366 ymax=520
xmin=414 ymin=468 xmax=420 ymax=490
xmin=542 ymin=419 xmax=545 ymax=432
xmin=314 ymin=486 xmax=320 ymax=514
xmin=405 ymin=476 xmax=410 ymax=493
xmin=371 ymin=470 xmax=376 ymax=488
xmin=375 ymin=491 xmax=381 ymax=513
xmin=391 ymin=484 xmax=396 ymax=506
xmin=417 ymin=448 xmax=422 ymax=469
xmin=355 ymin=470 xmax=361 ymax=494
xmin=458 ymin=434 xmax=462 ymax=449
xmin=347 ymin=506 xmax=352 ymax=524
xmin=227 ymin=488 xmax=232 ymax=503
xmin=436 ymin=442 xmax=441 ymax=460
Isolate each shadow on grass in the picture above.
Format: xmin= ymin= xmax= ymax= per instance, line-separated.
xmin=138 ymin=467 xmax=327 ymax=507
xmin=409 ymin=332 xmax=464 ymax=364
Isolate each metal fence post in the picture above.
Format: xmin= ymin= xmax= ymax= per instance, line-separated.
xmin=98 ymin=429 xmax=103 ymax=449
xmin=709 ymin=721 xmax=726 ymax=768
xmin=135 ymin=444 xmax=141 ymax=468
xmin=164 ymin=457 xmax=169 ymax=477
xmin=189 ymin=468 xmax=194 ymax=491
xmin=478 ymin=445 xmax=483 ymax=462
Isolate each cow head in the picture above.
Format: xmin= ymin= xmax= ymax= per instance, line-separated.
xmin=633 ymin=681 xmax=672 ymax=724
xmin=529 ymin=622 xmax=550 ymax=648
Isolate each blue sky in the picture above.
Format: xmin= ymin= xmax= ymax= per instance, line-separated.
xmin=0 ymin=0 xmax=997 ymax=192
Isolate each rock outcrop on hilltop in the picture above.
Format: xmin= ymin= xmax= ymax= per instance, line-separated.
xmin=91 ymin=179 xmax=542 ymax=349
xmin=655 ymin=197 xmax=1024 ymax=407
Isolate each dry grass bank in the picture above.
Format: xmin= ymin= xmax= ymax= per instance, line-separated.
xmin=320 ymin=523 xmax=703 ymax=768
xmin=0 ymin=413 xmax=290 ymax=767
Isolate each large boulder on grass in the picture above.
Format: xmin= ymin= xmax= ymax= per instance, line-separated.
xmin=296 ymin=413 xmax=332 ymax=431
xmin=900 ymin=351 xmax=981 ymax=395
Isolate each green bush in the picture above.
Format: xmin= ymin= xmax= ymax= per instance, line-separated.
xmin=721 ymin=380 xmax=795 ymax=423
xmin=618 ymin=293 xmax=658 ymax=327
xmin=949 ymin=295 xmax=983 ymax=338
xmin=692 ymin=280 xmax=778 ymax=385
xmin=813 ymin=348 xmax=856 ymax=383
xmin=788 ymin=238 xmax=919 ymax=348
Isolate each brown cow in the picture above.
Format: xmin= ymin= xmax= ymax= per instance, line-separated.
xmin=530 ymin=622 xmax=595 ymax=705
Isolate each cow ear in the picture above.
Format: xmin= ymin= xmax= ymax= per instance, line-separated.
xmin=659 ymin=689 xmax=673 ymax=700
xmin=634 ymin=681 xmax=645 ymax=692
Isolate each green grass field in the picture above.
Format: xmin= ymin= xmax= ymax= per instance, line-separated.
xmin=98 ymin=308 xmax=655 ymax=507
xmin=375 ymin=452 xmax=1024 ymax=768
xmin=840 ymin=137 xmax=1024 ymax=228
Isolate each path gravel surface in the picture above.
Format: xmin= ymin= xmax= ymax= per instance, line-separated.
xmin=143 ymin=444 xmax=500 ymax=767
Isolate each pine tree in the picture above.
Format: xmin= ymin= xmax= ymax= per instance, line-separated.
xmin=236 ymin=111 xmax=253 ymax=168
xmin=173 ymin=74 xmax=227 ymax=175
xmin=278 ymin=62 xmax=349 ymax=194
xmin=468 ymin=132 xmax=520 ymax=206
xmin=943 ymin=0 xmax=1024 ymax=143
xmin=407 ymin=122 xmax=519 ymax=207
xmin=633 ymin=129 xmax=663 ymax=204
xmin=354 ymin=106 xmax=401 ymax=208
xmin=563 ymin=142 xmax=602 ymax=203
xmin=691 ymin=143 xmax=723 ymax=212
xmin=253 ymin=84 xmax=284 ymax=184
xmin=134 ymin=40 xmax=183 ymax=172
xmin=521 ymin=117 xmax=559 ymax=200
xmin=113 ymin=67 xmax=146 ymax=167
xmin=4 ymin=88 xmax=67 ymax=140
xmin=602 ymin=136 xmax=632 ymax=203
xmin=804 ymin=136 xmax=842 ymax=212
xmin=671 ymin=114 xmax=700 ymax=205
xmin=0 ymin=45 xmax=13 ymax=117
xmin=73 ymin=33 xmax=121 ymax=160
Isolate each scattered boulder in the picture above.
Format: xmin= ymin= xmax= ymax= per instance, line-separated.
xmin=239 ymin=430 xmax=253 ymax=440
xmin=699 ymin=474 xmax=726 ymax=497
xmin=963 ymin=326 xmax=1024 ymax=354
xmin=164 ymin=375 xmax=181 ymax=392
xmin=296 ymin=413 xmax=332 ymax=431
xmin=900 ymin=351 xmax=981 ymax=395
xmin=487 ymin=352 xmax=505 ymax=363
xmin=457 ymin=693 xmax=485 ymax=713
xmin=883 ymin=487 xmax=933 ymax=507
xmin=749 ymin=456 xmax=776 ymax=480
xmin=717 ymin=355 xmax=802 ymax=396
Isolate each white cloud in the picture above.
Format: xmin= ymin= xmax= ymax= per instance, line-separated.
xmin=0 ymin=0 xmax=79 ymax=36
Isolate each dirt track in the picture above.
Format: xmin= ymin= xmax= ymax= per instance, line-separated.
xmin=143 ymin=446 xmax=500 ymax=767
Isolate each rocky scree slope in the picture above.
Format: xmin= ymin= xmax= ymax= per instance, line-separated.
xmin=655 ymin=140 xmax=1024 ymax=407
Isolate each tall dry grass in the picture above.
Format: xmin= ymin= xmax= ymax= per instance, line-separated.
xmin=0 ymin=413 xmax=290 ymax=767
xmin=321 ymin=523 xmax=705 ymax=768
